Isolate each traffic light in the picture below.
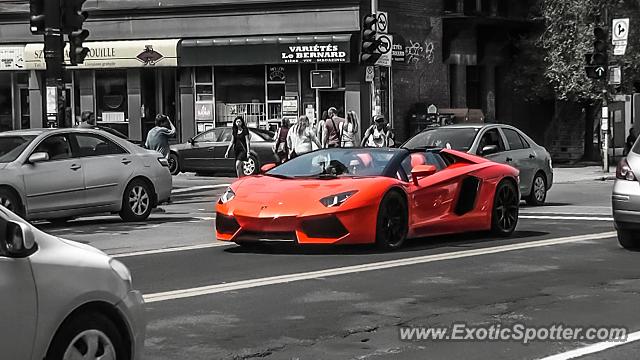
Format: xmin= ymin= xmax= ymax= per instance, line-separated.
xmin=360 ymin=14 xmax=380 ymax=65
xmin=69 ymin=29 xmax=90 ymax=65
xmin=585 ymin=26 xmax=608 ymax=79
xmin=29 ymin=0 xmax=46 ymax=34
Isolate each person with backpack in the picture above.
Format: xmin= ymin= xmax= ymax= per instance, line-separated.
xmin=323 ymin=107 xmax=346 ymax=148
xmin=361 ymin=115 xmax=392 ymax=148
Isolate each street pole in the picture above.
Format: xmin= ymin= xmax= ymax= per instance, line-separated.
xmin=602 ymin=91 xmax=609 ymax=172
xmin=44 ymin=0 xmax=64 ymax=128
xmin=371 ymin=0 xmax=380 ymax=119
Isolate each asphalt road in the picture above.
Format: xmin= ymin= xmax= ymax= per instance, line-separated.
xmin=34 ymin=176 xmax=640 ymax=360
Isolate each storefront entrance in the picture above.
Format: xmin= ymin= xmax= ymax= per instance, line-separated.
xmin=318 ymin=90 xmax=346 ymax=118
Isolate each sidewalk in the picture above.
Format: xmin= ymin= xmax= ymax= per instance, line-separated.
xmin=553 ymin=166 xmax=616 ymax=184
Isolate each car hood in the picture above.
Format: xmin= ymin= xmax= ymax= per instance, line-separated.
xmin=228 ymin=175 xmax=393 ymax=216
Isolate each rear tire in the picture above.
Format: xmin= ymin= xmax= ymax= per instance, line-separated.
xmin=119 ymin=179 xmax=153 ymax=222
xmin=617 ymin=229 xmax=640 ymax=250
xmin=45 ymin=311 xmax=128 ymax=360
xmin=168 ymin=153 xmax=180 ymax=175
xmin=0 ymin=188 xmax=24 ymax=218
xmin=491 ymin=180 xmax=519 ymax=237
xmin=526 ymin=172 xmax=547 ymax=206
xmin=375 ymin=191 xmax=408 ymax=251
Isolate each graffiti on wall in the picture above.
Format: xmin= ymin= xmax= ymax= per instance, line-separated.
xmin=406 ymin=40 xmax=435 ymax=66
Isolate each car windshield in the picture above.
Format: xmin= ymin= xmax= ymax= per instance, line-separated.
xmin=0 ymin=135 xmax=37 ymax=162
xmin=266 ymin=148 xmax=399 ymax=178
xmin=404 ymin=128 xmax=480 ymax=151
xmin=251 ymin=128 xmax=275 ymax=141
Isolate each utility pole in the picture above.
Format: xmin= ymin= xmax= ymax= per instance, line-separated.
xmin=44 ymin=0 xmax=64 ymax=128
xmin=371 ymin=0 xmax=380 ymax=119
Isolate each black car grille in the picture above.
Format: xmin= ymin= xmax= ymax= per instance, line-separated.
xmin=235 ymin=231 xmax=297 ymax=242
xmin=301 ymin=215 xmax=349 ymax=239
xmin=216 ymin=213 xmax=240 ymax=235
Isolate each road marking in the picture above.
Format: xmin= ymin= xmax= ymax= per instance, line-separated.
xmin=143 ymin=231 xmax=616 ymax=303
xmin=520 ymin=215 xmax=613 ymax=221
xmin=539 ymin=330 xmax=640 ymax=360
xmin=172 ymin=184 xmax=230 ymax=194
xmin=111 ymin=242 xmax=232 ymax=258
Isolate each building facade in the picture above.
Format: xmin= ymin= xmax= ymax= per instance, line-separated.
xmin=0 ymin=0 xmax=538 ymax=144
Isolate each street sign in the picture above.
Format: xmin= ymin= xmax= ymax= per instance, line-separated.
xmin=595 ymin=66 xmax=606 ymax=78
xmin=609 ymin=65 xmax=621 ymax=85
xmin=612 ymin=18 xmax=630 ymax=56
xmin=374 ymin=34 xmax=392 ymax=67
xmin=427 ymin=104 xmax=438 ymax=114
xmin=365 ymin=66 xmax=374 ymax=82
xmin=376 ymin=11 xmax=388 ymax=34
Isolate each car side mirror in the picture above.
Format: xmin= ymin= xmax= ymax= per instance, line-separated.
xmin=411 ymin=165 xmax=437 ymax=185
xmin=0 ymin=219 xmax=37 ymax=258
xmin=28 ymin=152 xmax=49 ymax=164
xmin=480 ymin=145 xmax=498 ymax=156
xmin=261 ymin=163 xmax=276 ymax=173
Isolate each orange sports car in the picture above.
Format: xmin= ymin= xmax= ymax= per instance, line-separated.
xmin=216 ymin=147 xmax=520 ymax=250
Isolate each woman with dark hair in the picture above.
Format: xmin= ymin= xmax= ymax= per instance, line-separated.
xmin=273 ymin=118 xmax=291 ymax=164
xmin=225 ymin=116 xmax=251 ymax=177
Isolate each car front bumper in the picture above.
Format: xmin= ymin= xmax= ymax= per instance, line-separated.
xmin=612 ymin=179 xmax=640 ymax=230
xmin=116 ymin=290 xmax=146 ymax=360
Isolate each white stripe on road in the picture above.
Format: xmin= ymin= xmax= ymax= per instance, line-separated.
xmin=539 ymin=330 xmax=640 ymax=360
xmin=111 ymin=242 xmax=232 ymax=258
xmin=172 ymin=184 xmax=230 ymax=194
xmin=143 ymin=231 xmax=616 ymax=303
xmin=521 ymin=215 xmax=613 ymax=221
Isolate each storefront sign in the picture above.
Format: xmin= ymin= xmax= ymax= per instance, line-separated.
xmin=0 ymin=46 xmax=25 ymax=70
xmin=392 ymin=34 xmax=406 ymax=63
xmin=268 ymin=66 xmax=286 ymax=81
xmin=281 ymin=43 xmax=349 ymax=64
xmin=282 ymin=96 xmax=298 ymax=118
xmin=305 ymin=104 xmax=315 ymax=123
xmin=24 ymin=39 xmax=179 ymax=70
xmin=46 ymin=86 xmax=57 ymax=120
xmin=195 ymin=103 xmax=213 ymax=121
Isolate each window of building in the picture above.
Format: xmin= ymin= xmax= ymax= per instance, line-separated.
xmin=95 ymin=70 xmax=128 ymax=124
xmin=215 ymin=66 xmax=265 ymax=128
xmin=466 ymin=66 xmax=482 ymax=109
xmin=194 ymin=66 xmax=215 ymax=133
xmin=0 ymin=73 xmax=12 ymax=132
xmin=444 ymin=0 xmax=460 ymax=12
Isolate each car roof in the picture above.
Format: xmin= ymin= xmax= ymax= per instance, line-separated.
xmin=1 ymin=128 xmax=119 ymax=136
xmin=436 ymin=123 xmax=521 ymax=130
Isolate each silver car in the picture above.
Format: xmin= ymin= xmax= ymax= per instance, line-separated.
xmin=0 ymin=128 xmax=172 ymax=222
xmin=404 ymin=124 xmax=554 ymax=205
xmin=612 ymin=140 xmax=640 ymax=249
xmin=0 ymin=205 xmax=144 ymax=359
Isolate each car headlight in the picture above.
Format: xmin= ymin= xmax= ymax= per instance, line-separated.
xmin=320 ymin=191 xmax=358 ymax=207
xmin=219 ymin=187 xmax=236 ymax=204
xmin=109 ymin=259 xmax=132 ymax=288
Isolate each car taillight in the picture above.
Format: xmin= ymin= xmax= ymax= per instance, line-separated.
xmin=158 ymin=157 xmax=169 ymax=167
xmin=616 ymin=158 xmax=637 ymax=181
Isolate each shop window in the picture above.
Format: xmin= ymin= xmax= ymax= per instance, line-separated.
xmin=194 ymin=66 xmax=215 ymax=133
xmin=466 ymin=66 xmax=481 ymax=109
xmin=444 ymin=0 xmax=459 ymax=13
xmin=95 ymin=70 xmax=128 ymax=123
xmin=0 ymin=73 xmax=12 ymax=132
xmin=215 ymin=66 xmax=265 ymax=128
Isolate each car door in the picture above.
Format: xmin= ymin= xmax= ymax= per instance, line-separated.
xmin=22 ymin=134 xmax=87 ymax=214
xmin=476 ymin=127 xmax=508 ymax=164
xmin=71 ymin=133 xmax=134 ymax=208
xmin=181 ymin=129 xmax=220 ymax=171
xmin=501 ymin=127 xmax=536 ymax=195
xmin=0 ymin=213 xmax=38 ymax=360
xmin=213 ymin=128 xmax=235 ymax=169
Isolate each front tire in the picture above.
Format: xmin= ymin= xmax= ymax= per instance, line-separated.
xmin=45 ymin=312 xmax=128 ymax=360
xmin=376 ymin=191 xmax=408 ymax=251
xmin=168 ymin=153 xmax=180 ymax=175
xmin=119 ymin=179 xmax=153 ymax=222
xmin=243 ymin=154 xmax=260 ymax=176
xmin=491 ymin=180 xmax=519 ymax=236
xmin=0 ymin=188 xmax=24 ymax=217
xmin=617 ymin=229 xmax=640 ymax=250
xmin=526 ymin=172 xmax=547 ymax=206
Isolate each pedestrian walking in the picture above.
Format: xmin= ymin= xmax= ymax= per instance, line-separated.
xmin=287 ymin=115 xmax=321 ymax=159
xmin=323 ymin=107 xmax=346 ymax=148
xmin=145 ymin=114 xmax=176 ymax=158
xmin=361 ymin=115 xmax=392 ymax=148
xmin=75 ymin=111 xmax=96 ymax=129
xmin=624 ymin=128 xmax=637 ymax=155
xmin=273 ymin=118 xmax=291 ymax=164
xmin=339 ymin=110 xmax=359 ymax=147
xmin=316 ymin=110 xmax=328 ymax=148
xmin=225 ymin=116 xmax=251 ymax=178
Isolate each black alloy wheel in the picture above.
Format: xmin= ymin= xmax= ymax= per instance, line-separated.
xmin=491 ymin=180 xmax=519 ymax=236
xmin=168 ymin=153 xmax=180 ymax=175
xmin=376 ymin=191 xmax=409 ymax=251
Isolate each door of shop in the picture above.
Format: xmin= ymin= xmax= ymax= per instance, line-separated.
xmin=319 ymin=91 xmax=345 ymax=118
xmin=141 ymin=69 xmax=158 ymax=143
xmin=17 ymin=87 xmax=29 ymax=129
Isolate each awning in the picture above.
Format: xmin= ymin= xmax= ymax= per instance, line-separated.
xmin=179 ymin=34 xmax=353 ymax=66
xmin=24 ymin=39 xmax=179 ymax=70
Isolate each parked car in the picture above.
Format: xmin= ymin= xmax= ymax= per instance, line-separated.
xmin=0 ymin=204 xmax=145 ymax=359
xmin=0 ymin=128 xmax=172 ymax=223
xmin=403 ymin=124 xmax=553 ymax=205
xmin=613 ymin=138 xmax=640 ymax=249
xmin=169 ymin=127 xmax=279 ymax=176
